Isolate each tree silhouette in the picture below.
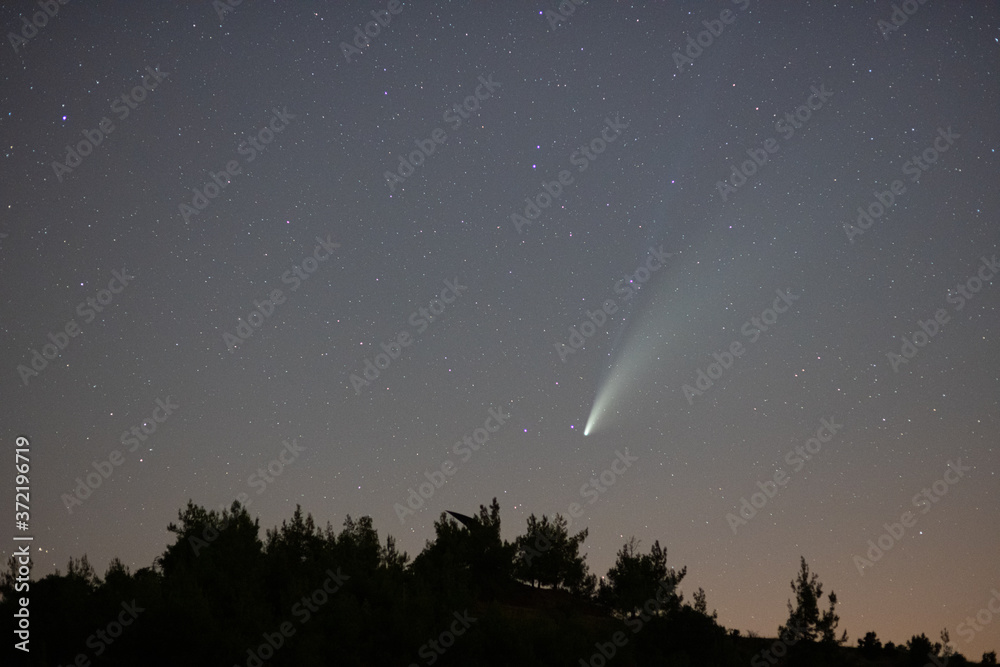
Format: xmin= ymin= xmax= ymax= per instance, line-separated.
xmin=2 ymin=499 xmax=995 ymax=667
xmin=466 ymin=498 xmax=517 ymax=588
xmin=779 ymin=556 xmax=843 ymax=645
xmin=692 ymin=586 xmax=717 ymax=620
xmin=906 ymin=633 xmax=935 ymax=666
xmin=411 ymin=497 xmax=515 ymax=601
xmin=513 ymin=513 xmax=594 ymax=594
xmin=858 ymin=630 xmax=883 ymax=657
xmin=598 ymin=537 xmax=685 ymax=619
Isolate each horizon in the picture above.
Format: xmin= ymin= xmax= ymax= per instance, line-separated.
xmin=2 ymin=0 xmax=998 ymax=662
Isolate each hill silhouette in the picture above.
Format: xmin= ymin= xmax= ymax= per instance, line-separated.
xmin=3 ymin=499 xmax=995 ymax=666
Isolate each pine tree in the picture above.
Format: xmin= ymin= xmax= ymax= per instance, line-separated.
xmin=779 ymin=556 xmax=843 ymax=644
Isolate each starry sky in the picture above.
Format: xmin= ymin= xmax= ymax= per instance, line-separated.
xmin=2 ymin=0 xmax=998 ymax=657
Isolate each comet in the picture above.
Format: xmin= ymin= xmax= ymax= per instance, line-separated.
xmin=582 ymin=248 xmax=698 ymax=436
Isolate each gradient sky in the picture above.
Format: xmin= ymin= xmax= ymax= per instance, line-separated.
xmin=2 ymin=0 xmax=998 ymax=658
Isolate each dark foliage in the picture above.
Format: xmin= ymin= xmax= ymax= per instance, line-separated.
xmin=2 ymin=502 xmax=994 ymax=667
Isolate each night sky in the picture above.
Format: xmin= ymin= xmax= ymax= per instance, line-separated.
xmin=2 ymin=0 xmax=998 ymax=656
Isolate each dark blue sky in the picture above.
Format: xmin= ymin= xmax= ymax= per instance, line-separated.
xmin=2 ymin=0 xmax=998 ymax=655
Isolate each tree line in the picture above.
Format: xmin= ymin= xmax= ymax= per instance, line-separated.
xmin=2 ymin=498 xmax=995 ymax=666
